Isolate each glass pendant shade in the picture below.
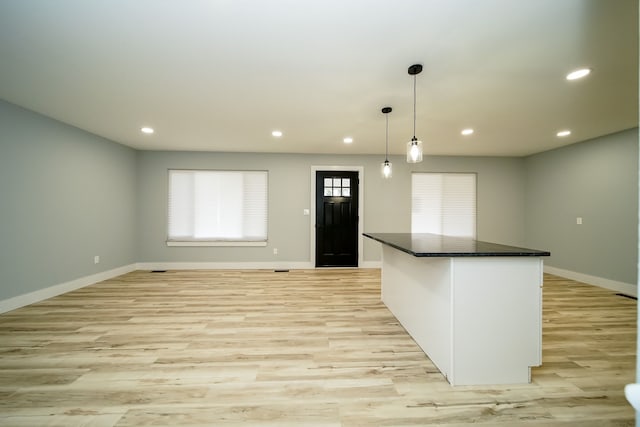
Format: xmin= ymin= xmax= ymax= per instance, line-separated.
xmin=406 ymin=138 xmax=423 ymax=163
xmin=381 ymin=160 xmax=392 ymax=178
xmin=406 ymin=64 xmax=424 ymax=163
xmin=380 ymin=106 xmax=393 ymax=179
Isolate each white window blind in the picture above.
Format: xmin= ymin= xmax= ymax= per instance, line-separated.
xmin=168 ymin=170 xmax=268 ymax=245
xmin=411 ymin=173 xmax=476 ymax=238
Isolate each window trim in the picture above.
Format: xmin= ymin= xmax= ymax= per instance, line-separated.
xmin=166 ymin=240 xmax=267 ymax=247
xmin=411 ymin=172 xmax=477 ymax=238
xmin=166 ymin=169 xmax=268 ymax=247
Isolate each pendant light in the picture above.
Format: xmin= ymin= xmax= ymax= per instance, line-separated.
xmin=406 ymin=63 xmax=423 ymax=163
xmin=381 ymin=107 xmax=392 ymax=179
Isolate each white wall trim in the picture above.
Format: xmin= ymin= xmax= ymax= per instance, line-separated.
xmin=166 ymin=241 xmax=267 ymax=247
xmin=137 ymin=261 xmax=382 ymax=271
xmin=136 ymin=261 xmax=315 ymax=271
xmin=545 ymin=265 xmax=637 ymax=297
xmin=8 ymin=262 xmax=630 ymax=315
xmin=361 ymin=261 xmax=382 ymax=269
xmin=0 ymin=264 xmax=137 ymax=314
xmin=0 ymin=261 xmax=380 ymax=314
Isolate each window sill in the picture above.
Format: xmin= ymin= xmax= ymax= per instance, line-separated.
xmin=166 ymin=241 xmax=268 ymax=247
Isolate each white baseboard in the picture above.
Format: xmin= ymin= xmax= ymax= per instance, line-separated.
xmin=137 ymin=261 xmax=383 ymax=271
xmin=136 ymin=261 xmax=316 ymax=271
xmin=0 ymin=264 xmax=137 ymax=314
xmin=7 ymin=262 xmax=627 ymax=315
xmin=544 ymin=265 xmax=637 ymax=297
xmin=361 ymin=261 xmax=382 ymax=269
xmin=1 ymin=261 xmax=381 ymax=314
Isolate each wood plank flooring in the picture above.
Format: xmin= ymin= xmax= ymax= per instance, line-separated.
xmin=0 ymin=269 xmax=636 ymax=426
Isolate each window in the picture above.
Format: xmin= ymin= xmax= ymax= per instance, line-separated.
xmin=323 ymin=177 xmax=351 ymax=197
xmin=167 ymin=170 xmax=268 ymax=246
xmin=411 ymin=173 xmax=476 ymax=238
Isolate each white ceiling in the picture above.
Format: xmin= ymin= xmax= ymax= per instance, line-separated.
xmin=0 ymin=0 xmax=637 ymax=157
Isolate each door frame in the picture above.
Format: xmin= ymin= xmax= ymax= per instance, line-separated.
xmin=310 ymin=165 xmax=364 ymax=268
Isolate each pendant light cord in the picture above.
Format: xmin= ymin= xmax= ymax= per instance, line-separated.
xmin=385 ymin=113 xmax=389 ymax=161
xmin=412 ymin=74 xmax=417 ymax=139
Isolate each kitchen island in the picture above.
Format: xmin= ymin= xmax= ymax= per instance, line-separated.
xmin=364 ymin=232 xmax=550 ymax=386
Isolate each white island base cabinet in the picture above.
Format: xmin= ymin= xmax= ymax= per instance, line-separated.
xmin=381 ymin=245 xmax=543 ymax=386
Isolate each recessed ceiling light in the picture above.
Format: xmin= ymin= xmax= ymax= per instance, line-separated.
xmin=343 ymin=137 xmax=353 ymax=144
xmin=141 ymin=127 xmax=154 ymax=134
xmin=271 ymin=130 xmax=283 ymax=137
xmin=557 ymin=130 xmax=571 ymax=137
xmin=566 ymin=68 xmax=591 ymax=80
xmin=461 ymin=128 xmax=474 ymax=136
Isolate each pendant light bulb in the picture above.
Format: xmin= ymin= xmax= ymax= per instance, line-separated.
xmin=381 ymin=106 xmax=393 ymax=179
xmin=407 ymin=138 xmax=423 ymax=163
xmin=382 ymin=160 xmax=392 ymax=178
xmin=406 ymin=64 xmax=424 ymax=163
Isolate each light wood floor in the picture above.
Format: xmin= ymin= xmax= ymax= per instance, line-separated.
xmin=0 ymin=269 xmax=636 ymax=426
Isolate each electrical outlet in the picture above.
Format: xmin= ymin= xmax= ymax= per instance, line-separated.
xmin=94 ymin=255 xmax=100 ymax=264
xmin=273 ymin=248 xmax=278 ymax=255
xmin=576 ymin=217 xmax=582 ymax=225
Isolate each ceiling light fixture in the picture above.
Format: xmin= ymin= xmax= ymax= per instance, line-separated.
xmin=271 ymin=130 xmax=283 ymax=137
xmin=461 ymin=128 xmax=474 ymax=136
xmin=343 ymin=137 xmax=353 ymax=144
xmin=141 ymin=127 xmax=154 ymax=134
xmin=557 ymin=130 xmax=571 ymax=137
xmin=407 ymin=64 xmax=424 ymax=163
xmin=566 ymin=68 xmax=591 ymax=80
xmin=381 ymin=107 xmax=393 ymax=179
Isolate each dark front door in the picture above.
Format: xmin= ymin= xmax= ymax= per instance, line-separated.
xmin=315 ymin=171 xmax=359 ymax=267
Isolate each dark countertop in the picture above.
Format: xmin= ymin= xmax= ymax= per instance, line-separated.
xmin=363 ymin=233 xmax=550 ymax=257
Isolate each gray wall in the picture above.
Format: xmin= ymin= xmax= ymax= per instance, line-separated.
xmin=0 ymin=100 xmax=138 ymax=300
xmin=524 ymin=128 xmax=639 ymax=285
xmin=136 ymin=151 xmax=527 ymax=263
xmin=3 ymin=97 xmax=636 ymax=301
